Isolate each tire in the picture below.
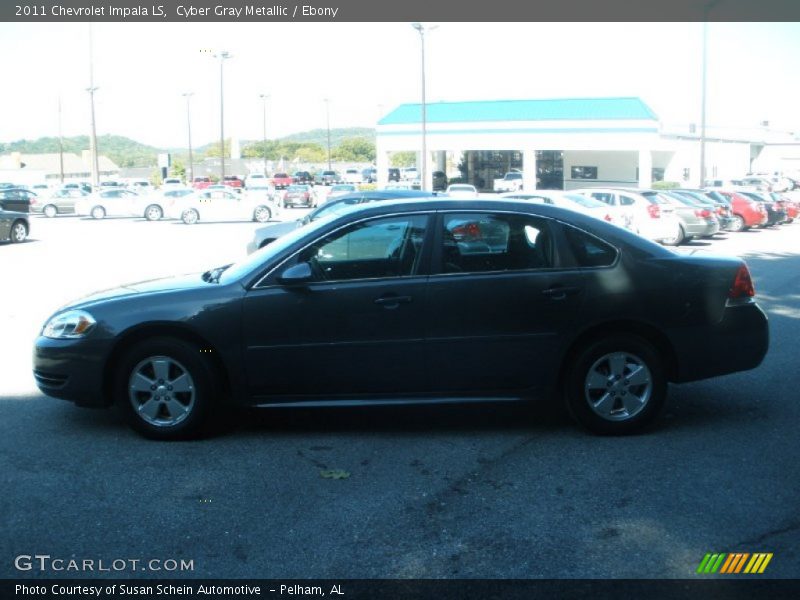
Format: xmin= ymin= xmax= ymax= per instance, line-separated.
xmin=661 ymin=225 xmax=685 ymax=246
xmin=182 ymin=209 xmax=199 ymax=225
xmin=564 ymin=334 xmax=667 ymax=435
xmin=115 ymin=337 xmax=219 ymax=440
xmin=144 ymin=204 xmax=163 ymax=221
xmin=253 ymin=205 xmax=272 ymax=223
xmin=91 ymin=206 xmax=106 ymax=219
xmin=43 ymin=204 xmax=58 ymax=218
xmin=729 ymin=215 xmax=747 ymax=232
xmin=10 ymin=220 xmax=28 ymax=243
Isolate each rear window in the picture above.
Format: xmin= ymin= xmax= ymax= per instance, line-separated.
xmin=562 ymin=224 xmax=618 ymax=268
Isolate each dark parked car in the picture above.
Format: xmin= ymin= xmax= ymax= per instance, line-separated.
xmin=388 ymin=168 xmax=401 ymax=182
xmin=246 ymin=190 xmax=437 ymax=253
xmin=33 ymin=188 xmax=86 ymax=217
xmin=1 ymin=209 xmax=29 ymax=243
xmin=432 ymin=170 xmax=448 ymax=191
xmin=0 ymin=187 xmax=35 ymax=213
xmin=293 ymin=171 xmax=313 ymax=185
xmin=281 ymin=184 xmax=316 ymax=208
xmin=362 ymin=167 xmax=378 ymax=183
xmin=34 ymin=199 xmax=768 ymax=440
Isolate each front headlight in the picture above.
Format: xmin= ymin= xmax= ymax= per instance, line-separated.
xmin=42 ymin=310 xmax=97 ymax=339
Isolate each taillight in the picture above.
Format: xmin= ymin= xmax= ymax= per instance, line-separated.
xmin=729 ymin=263 xmax=755 ymax=299
xmin=647 ymin=204 xmax=661 ymax=218
xmin=604 ymin=214 xmax=613 ymax=222
xmin=716 ymin=206 xmax=724 ymax=215
xmin=695 ymin=209 xmax=712 ymax=218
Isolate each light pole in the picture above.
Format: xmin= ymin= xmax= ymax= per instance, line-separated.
xmin=87 ymin=23 xmax=100 ymax=187
xmin=700 ymin=1 xmax=720 ymax=187
xmin=412 ymin=23 xmax=436 ymax=191
xmin=324 ymin=98 xmax=332 ymax=170
xmin=214 ymin=50 xmax=232 ymax=181
xmin=57 ymin=96 xmax=64 ymax=184
xmin=182 ymin=93 xmax=194 ymax=184
xmin=259 ymin=94 xmax=270 ymax=174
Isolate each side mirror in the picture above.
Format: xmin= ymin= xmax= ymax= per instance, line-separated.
xmin=277 ymin=262 xmax=314 ymax=285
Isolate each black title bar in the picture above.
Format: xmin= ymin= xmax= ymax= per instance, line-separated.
xmin=3 ymin=0 xmax=800 ymax=22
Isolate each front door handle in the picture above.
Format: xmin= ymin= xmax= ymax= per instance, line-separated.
xmin=374 ymin=295 xmax=412 ymax=308
xmin=541 ymin=286 xmax=580 ymax=300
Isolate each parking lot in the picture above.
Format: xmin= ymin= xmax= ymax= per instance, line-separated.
xmin=2 ymin=212 xmax=799 ymax=578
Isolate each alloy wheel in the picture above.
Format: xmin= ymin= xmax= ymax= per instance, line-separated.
xmin=583 ymin=351 xmax=653 ymax=421
xmin=128 ymin=356 xmax=196 ymax=427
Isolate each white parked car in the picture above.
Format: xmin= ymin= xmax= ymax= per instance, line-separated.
xmin=573 ymin=187 xmax=681 ymax=244
xmin=245 ymin=173 xmax=272 ymax=190
xmin=501 ymin=191 xmax=616 ymax=223
xmin=166 ymin=189 xmax=280 ymax=224
xmin=342 ymin=169 xmax=363 ymax=184
xmin=135 ymin=188 xmax=194 ymax=221
xmin=445 ymin=184 xmax=479 ymax=199
xmin=74 ymin=189 xmax=141 ymax=219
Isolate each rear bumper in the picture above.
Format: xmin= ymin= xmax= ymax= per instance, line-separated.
xmin=670 ymin=302 xmax=769 ymax=383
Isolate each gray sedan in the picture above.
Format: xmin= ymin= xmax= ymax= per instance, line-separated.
xmin=0 ymin=209 xmax=29 ymax=243
xmin=647 ymin=190 xmax=720 ymax=245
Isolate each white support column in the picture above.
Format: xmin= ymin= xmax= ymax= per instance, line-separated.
xmin=424 ymin=150 xmax=434 ymax=191
xmin=522 ymin=149 xmax=537 ymax=191
xmin=376 ymin=148 xmax=389 ymax=189
xmin=638 ymin=149 xmax=653 ymax=189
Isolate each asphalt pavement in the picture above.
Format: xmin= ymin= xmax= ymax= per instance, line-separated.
xmin=1 ymin=213 xmax=798 ymax=579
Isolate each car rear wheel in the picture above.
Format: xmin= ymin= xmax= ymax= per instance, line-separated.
xmin=10 ymin=220 xmax=28 ymax=243
xmin=730 ymin=215 xmax=747 ymax=232
xmin=253 ymin=205 xmax=272 ymax=222
xmin=182 ymin=209 xmax=199 ymax=224
xmin=43 ymin=204 xmax=58 ymax=218
xmin=116 ymin=337 xmax=218 ymax=440
xmin=91 ymin=206 xmax=106 ymax=219
xmin=661 ymin=225 xmax=685 ymax=246
xmin=145 ymin=204 xmax=163 ymax=221
xmin=564 ymin=334 xmax=666 ymax=435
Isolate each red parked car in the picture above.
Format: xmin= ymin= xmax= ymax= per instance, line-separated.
xmin=192 ymin=176 xmax=212 ymax=191
xmin=223 ymin=176 xmax=244 ymax=191
xmin=716 ymin=190 xmax=768 ymax=231
xmin=271 ymin=173 xmax=294 ymax=189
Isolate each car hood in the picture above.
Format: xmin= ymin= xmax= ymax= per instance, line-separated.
xmin=61 ymin=272 xmax=211 ymax=311
xmin=254 ymin=220 xmax=302 ymax=241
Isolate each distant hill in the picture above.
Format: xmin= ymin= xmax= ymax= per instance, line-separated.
xmin=0 ymin=128 xmax=377 ymax=169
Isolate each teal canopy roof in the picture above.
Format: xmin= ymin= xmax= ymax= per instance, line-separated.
xmin=379 ymin=97 xmax=658 ymax=126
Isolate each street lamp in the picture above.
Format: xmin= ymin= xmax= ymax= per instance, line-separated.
xmin=324 ymin=98 xmax=332 ymax=170
xmin=213 ymin=50 xmax=232 ymax=181
xmin=699 ymin=1 xmax=720 ymax=187
xmin=182 ymin=92 xmax=194 ymax=184
xmin=57 ymin=96 xmax=65 ymax=184
xmin=87 ymin=23 xmax=100 ymax=187
xmin=259 ymin=94 xmax=270 ymax=175
xmin=412 ymin=22 xmax=437 ymax=192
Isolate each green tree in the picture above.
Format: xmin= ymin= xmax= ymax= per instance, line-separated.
xmin=204 ymin=139 xmax=231 ymax=158
xmin=391 ymin=151 xmax=416 ymax=167
xmin=170 ymin=158 xmax=186 ymax=180
xmin=295 ymin=144 xmax=326 ymax=163
xmin=333 ymin=137 xmax=375 ymax=162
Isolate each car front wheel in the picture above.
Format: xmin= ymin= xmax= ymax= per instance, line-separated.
xmin=116 ymin=337 xmax=218 ymax=440
xmin=91 ymin=206 xmax=106 ymax=219
xmin=564 ymin=334 xmax=666 ymax=435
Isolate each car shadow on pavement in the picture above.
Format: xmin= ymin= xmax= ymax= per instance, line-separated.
xmin=227 ymin=399 xmax=570 ymax=438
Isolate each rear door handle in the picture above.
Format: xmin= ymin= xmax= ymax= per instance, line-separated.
xmin=541 ymin=286 xmax=580 ymax=300
xmin=374 ymin=295 xmax=412 ymax=308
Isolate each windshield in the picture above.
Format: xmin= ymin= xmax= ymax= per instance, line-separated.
xmin=217 ymin=209 xmax=356 ymax=285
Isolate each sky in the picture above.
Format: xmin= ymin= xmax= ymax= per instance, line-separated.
xmin=1 ymin=21 xmax=799 ymax=149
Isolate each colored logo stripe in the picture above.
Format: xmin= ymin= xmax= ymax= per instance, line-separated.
xmin=697 ymin=553 xmax=773 ymax=574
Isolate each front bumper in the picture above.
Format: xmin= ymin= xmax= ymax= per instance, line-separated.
xmin=33 ymin=336 xmax=114 ymax=407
